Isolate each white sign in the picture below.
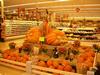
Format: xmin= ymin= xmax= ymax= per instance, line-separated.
xmin=87 ymin=71 xmax=95 ymax=75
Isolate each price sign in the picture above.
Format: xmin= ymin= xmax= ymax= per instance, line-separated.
xmin=18 ymin=8 xmax=25 ymax=18
xmin=87 ymin=71 xmax=95 ymax=75
xmin=39 ymin=37 xmax=45 ymax=42
xmin=33 ymin=46 xmax=39 ymax=55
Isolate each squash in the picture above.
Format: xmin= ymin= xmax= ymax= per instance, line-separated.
xmin=46 ymin=33 xmax=56 ymax=45
xmin=52 ymin=29 xmax=65 ymax=36
xmin=26 ymin=27 xmax=42 ymax=43
xmin=45 ymin=29 xmax=66 ymax=45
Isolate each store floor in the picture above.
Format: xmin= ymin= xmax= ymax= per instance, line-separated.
xmin=0 ymin=65 xmax=24 ymax=75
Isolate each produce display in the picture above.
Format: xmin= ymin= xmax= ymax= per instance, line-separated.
xmin=2 ymin=49 xmax=29 ymax=63
xmin=26 ymin=21 xmax=67 ymax=45
xmin=57 ymin=27 xmax=100 ymax=41
xmin=0 ymin=40 xmax=98 ymax=75
xmin=0 ymin=21 xmax=99 ymax=75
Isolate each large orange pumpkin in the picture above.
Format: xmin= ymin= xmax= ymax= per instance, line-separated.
xmin=26 ymin=27 xmax=42 ymax=43
xmin=46 ymin=33 xmax=57 ymax=45
xmin=45 ymin=30 xmax=65 ymax=45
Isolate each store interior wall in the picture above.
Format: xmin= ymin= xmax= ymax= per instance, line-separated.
xmin=2 ymin=0 xmax=100 ymax=17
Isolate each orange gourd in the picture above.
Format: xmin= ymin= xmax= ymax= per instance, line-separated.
xmin=26 ymin=20 xmax=66 ymax=45
xmin=26 ymin=27 xmax=42 ymax=43
xmin=53 ymin=61 xmax=59 ymax=68
xmin=37 ymin=61 xmax=46 ymax=67
xmin=64 ymin=65 xmax=72 ymax=72
xmin=45 ymin=30 xmax=65 ymax=45
xmin=46 ymin=33 xmax=57 ymax=45
xmin=61 ymin=60 xmax=70 ymax=67
xmin=52 ymin=29 xmax=65 ymax=36
xmin=47 ymin=60 xmax=53 ymax=67
xmin=57 ymin=65 xmax=64 ymax=70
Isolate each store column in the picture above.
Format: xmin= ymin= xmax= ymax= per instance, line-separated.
xmin=0 ymin=0 xmax=5 ymax=42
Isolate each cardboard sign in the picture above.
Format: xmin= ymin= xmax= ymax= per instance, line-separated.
xmin=87 ymin=71 xmax=95 ymax=75
xmin=39 ymin=37 xmax=45 ymax=42
xmin=33 ymin=46 xmax=39 ymax=55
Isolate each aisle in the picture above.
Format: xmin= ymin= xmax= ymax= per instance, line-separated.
xmin=0 ymin=65 xmax=24 ymax=75
xmin=0 ymin=39 xmax=24 ymax=50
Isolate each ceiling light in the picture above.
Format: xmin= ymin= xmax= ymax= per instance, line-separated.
xmin=57 ymin=0 xmax=69 ymax=1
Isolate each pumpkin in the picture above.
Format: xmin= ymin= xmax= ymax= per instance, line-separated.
xmin=64 ymin=65 xmax=72 ymax=72
xmin=57 ymin=65 xmax=64 ymax=70
xmin=51 ymin=29 xmax=65 ymax=36
xmin=26 ymin=21 xmax=66 ymax=45
xmin=61 ymin=60 xmax=70 ymax=66
xmin=46 ymin=33 xmax=57 ymax=45
xmin=53 ymin=60 xmax=59 ymax=68
xmin=26 ymin=27 xmax=42 ymax=43
xmin=45 ymin=30 xmax=65 ymax=45
xmin=47 ymin=60 xmax=53 ymax=67
xmin=37 ymin=61 xmax=46 ymax=67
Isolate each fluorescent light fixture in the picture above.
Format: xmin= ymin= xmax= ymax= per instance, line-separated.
xmin=57 ymin=0 xmax=69 ymax=1
xmin=4 ymin=0 xmax=70 ymax=8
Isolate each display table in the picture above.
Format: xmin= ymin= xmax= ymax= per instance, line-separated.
xmin=0 ymin=58 xmax=83 ymax=75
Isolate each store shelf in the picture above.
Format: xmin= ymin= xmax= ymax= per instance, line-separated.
xmin=68 ymin=39 xmax=100 ymax=42
xmin=65 ymin=31 xmax=96 ymax=34
xmin=5 ymin=20 xmax=41 ymax=37
xmin=66 ymin=35 xmax=97 ymax=39
xmin=57 ymin=27 xmax=96 ymax=31
xmin=57 ymin=27 xmax=100 ymax=41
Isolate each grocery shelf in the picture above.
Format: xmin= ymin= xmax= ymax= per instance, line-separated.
xmin=68 ymin=39 xmax=100 ymax=42
xmin=65 ymin=31 xmax=96 ymax=34
xmin=56 ymin=27 xmax=97 ymax=31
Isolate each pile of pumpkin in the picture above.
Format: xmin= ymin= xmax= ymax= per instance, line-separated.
xmin=37 ymin=59 xmax=73 ymax=75
xmin=2 ymin=49 xmax=29 ymax=63
xmin=26 ymin=21 xmax=67 ymax=45
xmin=77 ymin=50 xmax=95 ymax=70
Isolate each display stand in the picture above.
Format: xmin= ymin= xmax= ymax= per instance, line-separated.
xmin=0 ymin=58 xmax=82 ymax=75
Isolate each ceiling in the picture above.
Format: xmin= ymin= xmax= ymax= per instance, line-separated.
xmin=0 ymin=0 xmax=99 ymax=17
xmin=4 ymin=0 xmax=55 ymax=6
xmin=2 ymin=0 xmax=100 ymax=9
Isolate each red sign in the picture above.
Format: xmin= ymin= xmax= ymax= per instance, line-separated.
xmin=75 ymin=8 xmax=80 ymax=12
xmin=18 ymin=8 xmax=25 ymax=17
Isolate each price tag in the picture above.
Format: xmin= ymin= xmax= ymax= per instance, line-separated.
xmin=39 ymin=37 xmax=45 ymax=42
xmin=87 ymin=71 xmax=95 ymax=75
xmin=33 ymin=46 xmax=39 ymax=55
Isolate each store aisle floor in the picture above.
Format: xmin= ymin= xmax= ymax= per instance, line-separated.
xmin=0 ymin=39 xmax=24 ymax=50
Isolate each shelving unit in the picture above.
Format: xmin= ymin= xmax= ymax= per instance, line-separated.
xmin=5 ymin=20 xmax=43 ymax=37
xmin=57 ymin=27 xmax=100 ymax=42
